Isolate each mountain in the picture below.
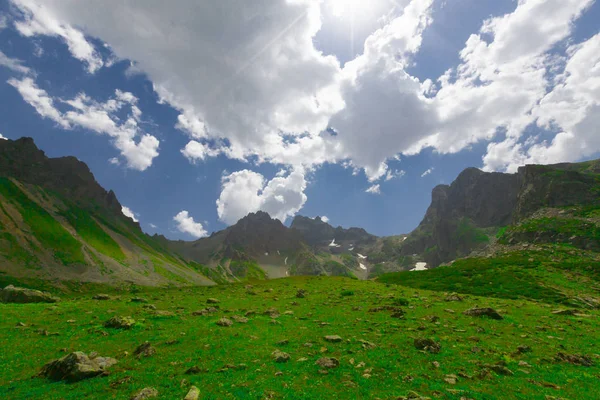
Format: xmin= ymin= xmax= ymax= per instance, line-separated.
xmin=165 ymin=212 xmax=377 ymax=280
xmin=0 ymin=138 xmax=215 ymax=288
xmin=399 ymin=159 xmax=600 ymax=267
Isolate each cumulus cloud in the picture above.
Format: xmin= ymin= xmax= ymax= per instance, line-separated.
xmin=0 ymin=50 xmax=31 ymax=74
xmin=121 ymin=206 xmax=138 ymax=222
xmin=421 ymin=168 xmax=434 ymax=177
xmin=173 ymin=211 xmax=208 ymax=238
xmin=11 ymin=0 xmax=103 ymax=73
xmin=217 ymin=168 xmax=307 ymax=225
xmin=9 ymin=0 xmax=599 ymax=183
xmin=366 ymin=184 xmax=381 ymax=194
xmin=385 ymin=169 xmax=406 ymax=181
xmin=8 ymin=77 xmax=159 ymax=170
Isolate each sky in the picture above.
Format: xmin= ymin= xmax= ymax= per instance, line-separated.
xmin=0 ymin=0 xmax=599 ymax=240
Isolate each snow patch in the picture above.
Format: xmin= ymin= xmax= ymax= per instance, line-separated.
xmin=359 ymin=263 xmax=367 ymax=271
xmin=265 ymin=252 xmax=269 ymax=256
xmin=410 ymin=262 xmax=428 ymax=272
xmin=284 ymin=257 xmax=288 ymax=265
xmin=357 ymin=253 xmax=367 ymax=259
xmin=329 ymin=239 xmax=341 ymax=248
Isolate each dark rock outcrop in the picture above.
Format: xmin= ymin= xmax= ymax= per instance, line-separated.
xmin=0 ymin=285 xmax=59 ymax=304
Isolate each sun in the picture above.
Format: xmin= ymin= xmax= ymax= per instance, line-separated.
xmin=328 ymin=0 xmax=370 ymax=18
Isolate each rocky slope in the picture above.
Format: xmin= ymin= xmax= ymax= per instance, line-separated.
xmin=400 ymin=159 xmax=600 ymax=267
xmin=0 ymin=138 xmax=214 ymax=287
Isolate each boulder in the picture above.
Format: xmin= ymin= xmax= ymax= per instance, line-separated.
xmin=39 ymin=351 xmax=117 ymax=382
xmin=104 ymin=316 xmax=136 ymax=329
xmin=324 ymin=335 xmax=343 ymax=343
xmin=555 ymin=352 xmax=594 ymax=367
xmin=272 ymin=350 xmax=290 ymax=363
xmin=92 ymin=294 xmax=111 ymax=301
xmin=463 ymin=307 xmax=503 ymax=320
xmin=133 ymin=342 xmax=156 ymax=359
xmin=184 ymin=386 xmax=200 ymax=400
xmin=414 ymin=338 xmax=441 ymax=354
xmin=1 ymin=285 xmax=59 ymax=304
xmin=131 ymin=387 xmax=158 ymax=400
xmin=315 ymin=357 xmax=339 ymax=369
xmin=216 ymin=318 xmax=233 ymax=327
xmin=207 ymin=298 xmax=220 ymax=304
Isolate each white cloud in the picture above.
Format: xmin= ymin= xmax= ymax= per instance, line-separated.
xmin=0 ymin=14 xmax=7 ymax=30
xmin=121 ymin=206 xmax=138 ymax=222
xmin=484 ymin=32 xmax=600 ymax=171
xmin=9 ymin=0 xmax=599 ymax=182
xmin=180 ymin=140 xmax=222 ymax=163
xmin=8 ymin=77 xmax=159 ymax=170
xmin=217 ymin=168 xmax=307 ymax=225
xmin=421 ymin=167 xmax=434 ymax=177
xmin=366 ymin=184 xmax=381 ymax=194
xmin=173 ymin=210 xmax=208 ymax=238
xmin=108 ymin=157 xmax=120 ymax=165
xmin=11 ymin=0 xmax=103 ymax=73
xmin=149 ymin=223 xmax=158 ymax=229
xmin=0 ymin=50 xmax=31 ymax=74
xmin=384 ymin=169 xmax=406 ymax=181
xmin=317 ymin=215 xmax=329 ymax=223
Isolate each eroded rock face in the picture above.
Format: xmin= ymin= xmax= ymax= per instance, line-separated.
xmin=38 ymin=352 xmax=117 ymax=382
xmin=0 ymin=285 xmax=59 ymax=304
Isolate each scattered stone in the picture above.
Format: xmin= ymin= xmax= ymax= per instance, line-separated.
xmin=463 ymin=307 xmax=503 ymax=320
xmin=92 ymin=294 xmax=111 ymax=301
xmin=432 ymin=361 xmax=440 ymax=369
xmin=517 ymin=345 xmax=532 ymax=354
xmin=38 ymin=352 xmax=117 ymax=382
xmin=153 ymin=310 xmax=175 ymax=317
xmin=130 ymin=297 xmax=148 ymax=304
xmin=104 ymin=316 xmax=136 ymax=330
xmin=555 ymin=352 xmax=594 ymax=367
xmin=216 ymin=318 xmax=233 ymax=327
xmin=358 ymin=339 xmax=376 ymax=349
xmin=551 ymin=309 xmax=579 ymax=316
xmin=264 ymin=308 xmax=280 ymax=318
xmin=445 ymin=293 xmax=463 ymax=302
xmin=131 ymin=387 xmax=158 ymax=400
xmin=185 ymin=366 xmax=206 ymax=375
xmin=444 ymin=374 xmax=458 ymax=385
xmin=277 ymin=339 xmax=289 ymax=346
xmin=244 ymin=310 xmax=256 ymax=317
xmin=0 ymin=285 xmax=59 ymax=304
xmin=192 ymin=309 xmax=209 ymax=316
xmin=316 ymin=357 xmax=339 ymax=369
xmin=207 ymin=298 xmax=220 ymax=304
xmin=184 ymin=386 xmax=200 ymax=400
xmin=275 ymin=371 xmax=283 ymax=376
xmin=324 ymin=335 xmax=343 ymax=343
xmin=231 ymin=315 xmax=248 ymax=323
xmin=143 ymin=304 xmax=157 ymax=311
xmin=296 ymin=289 xmax=307 ymax=298
xmin=414 ymin=338 xmax=441 ymax=354
xmin=483 ymin=364 xmax=514 ymax=376
xmin=133 ymin=342 xmax=156 ymax=359
xmin=272 ymin=350 xmax=290 ymax=363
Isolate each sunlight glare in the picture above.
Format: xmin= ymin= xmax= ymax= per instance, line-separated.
xmin=329 ymin=0 xmax=371 ymax=18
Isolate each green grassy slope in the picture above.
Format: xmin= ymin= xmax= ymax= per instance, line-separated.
xmin=0 ymin=276 xmax=598 ymax=399
xmin=0 ymin=177 xmax=216 ymax=287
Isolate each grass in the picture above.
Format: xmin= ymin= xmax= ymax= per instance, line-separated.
xmin=0 ymin=178 xmax=85 ymax=265
xmin=60 ymin=206 xmax=126 ymax=262
xmin=0 ymin=276 xmax=598 ymax=399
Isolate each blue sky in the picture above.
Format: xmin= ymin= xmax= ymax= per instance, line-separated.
xmin=0 ymin=0 xmax=599 ymax=240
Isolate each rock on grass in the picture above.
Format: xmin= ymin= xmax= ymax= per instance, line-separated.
xmin=131 ymin=387 xmax=158 ymax=400
xmin=463 ymin=307 xmax=503 ymax=320
xmin=133 ymin=342 xmax=156 ymax=359
xmin=1 ymin=285 xmax=59 ymax=304
xmin=315 ymin=357 xmax=339 ymax=369
xmin=272 ymin=350 xmax=290 ymax=363
xmin=184 ymin=386 xmax=200 ymax=400
xmin=104 ymin=316 xmax=136 ymax=329
xmin=39 ymin=352 xmax=117 ymax=382
xmin=414 ymin=338 xmax=441 ymax=354
xmin=216 ymin=318 xmax=233 ymax=327
xmin=324 ymin=335 xmax=343 ymax=343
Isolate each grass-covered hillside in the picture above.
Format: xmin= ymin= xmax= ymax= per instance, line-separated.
xmin=0 ymin=177 xmax=215 ymax=287
xmin=1 ymin=276 xmax=598 ymax=399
